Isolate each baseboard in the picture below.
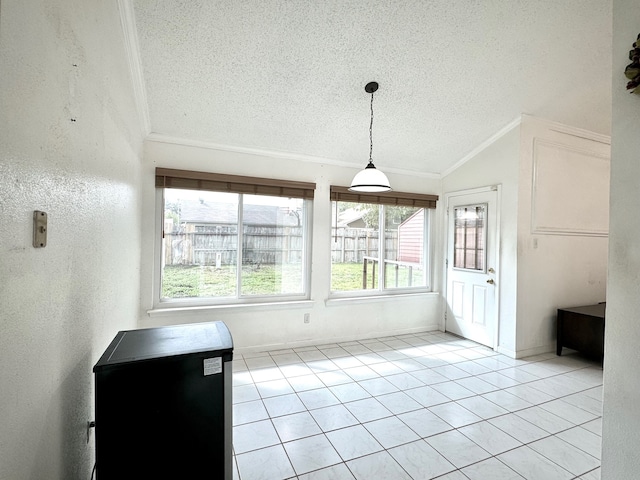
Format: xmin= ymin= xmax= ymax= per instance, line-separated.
xmin=495 ymin=345 xmax=517 ymax=358
xmin=513 ymin=342 xmax=556 ymax=359
xmin=234 ymin=325 xmax=441 ymax=355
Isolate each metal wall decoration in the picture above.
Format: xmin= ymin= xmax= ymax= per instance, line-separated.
xmin=625 ymin=33 xmax=640 ymax=94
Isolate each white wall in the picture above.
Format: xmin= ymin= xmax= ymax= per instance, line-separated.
xmin=515 ymin=117 xmax=609 ymax=356
xmin=0 ymin=1 xmax=143 ymax=479
xmin=601 ymin=1 xmax=640 ymax=477
xmin=138 ymin=138 xmax=443 ymax=351
xmin=442 ymin=116 xmax=610 ymax=358
xmin=441 ymin=124 xmax=521 ymax=355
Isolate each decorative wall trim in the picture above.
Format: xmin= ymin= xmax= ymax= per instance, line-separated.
xmin=548 ymin=127 xmax=611 ymax=145
xmin=531 ymin=138 xmax=610 ymax=236
xmin=523 ymin=114 xmax=611 ymax=145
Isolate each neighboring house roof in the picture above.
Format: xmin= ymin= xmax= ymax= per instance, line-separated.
xmin=399 ymin=209 xmax=422 ymax=228
xmin=176 ymin=199 xmax=299 ymax=226
xmin=334 ymin=208 xmax=367 ymax=228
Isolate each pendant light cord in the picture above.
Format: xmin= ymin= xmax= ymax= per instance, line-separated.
xmin=369 ymin=91 xmax=374 ymax=163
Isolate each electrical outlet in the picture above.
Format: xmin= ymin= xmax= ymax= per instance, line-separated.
xmin=304 ymin=313 xmax=310 ymax=324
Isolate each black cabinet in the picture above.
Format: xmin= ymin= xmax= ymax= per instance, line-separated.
xmin=93 ymin=321 xmax=233 ymax=480
xmin=556 ymin=303 xmax=605 ymax=360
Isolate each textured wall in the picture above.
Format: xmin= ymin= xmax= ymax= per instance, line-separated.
xmin=601 ymin=0 xmax=640 ymax=477
xmin=0 ymin=1 xmax=143 ymax=479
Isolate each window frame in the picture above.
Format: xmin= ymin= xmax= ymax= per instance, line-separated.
xmin=329 ymin=186 xmax=438 ymax=298
xmin=153 ymin=169 xmax=315 ymax=308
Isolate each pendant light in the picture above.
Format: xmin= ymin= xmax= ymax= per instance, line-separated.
xmin=349 ymin=81 xmax=392 ymax=193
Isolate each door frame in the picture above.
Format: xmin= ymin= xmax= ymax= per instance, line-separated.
xmin=443 ymin=185 xmax=502 ymax=350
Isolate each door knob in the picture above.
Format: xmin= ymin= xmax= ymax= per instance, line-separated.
xmin=486 ymin=279 xmax=495 ymax=285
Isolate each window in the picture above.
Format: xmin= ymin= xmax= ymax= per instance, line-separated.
xmin=330 ymin=186 xmax=438 ymax=294
xmin=453 ymin=204 xmax=486 ymax=271
xmin=156 ymin=168 xmax=314 ymax=305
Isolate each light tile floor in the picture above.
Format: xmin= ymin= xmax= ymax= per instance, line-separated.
xmin=231 ymin=331 xmax=603 ymax=480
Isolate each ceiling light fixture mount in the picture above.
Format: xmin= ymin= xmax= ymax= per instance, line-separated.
xmin=349 ymin=81 xmax=392 ymax=193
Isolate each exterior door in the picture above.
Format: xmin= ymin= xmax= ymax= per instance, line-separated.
xmin=445 ymin=187 xmax=499 ymax=348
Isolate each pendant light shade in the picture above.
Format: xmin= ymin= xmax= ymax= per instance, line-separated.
xmin=349 ymin=81 xmax=391 ymax=193
xmin=349 ymin=161 xmax=391 ymax=192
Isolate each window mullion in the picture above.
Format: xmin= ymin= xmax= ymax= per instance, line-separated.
xmin=302 ymin=201 xmax=311 ymax=296
xmin=463 ymin=209 xmax=469 ymax=269
xmin=423 ymin=209 xmax=429 ymax=287
xmin=379 ymin=205 xmax=385 ymax=291
xmin=236 ymin=194 xmax=244 ymax=298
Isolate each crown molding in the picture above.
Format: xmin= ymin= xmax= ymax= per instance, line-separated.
xmin=522 ymin=114 xmax=611 ymax=145
xmin=442 ymin=116 xmax=523 ymax=177
xmin=145 ymin=132 xmax=442 ymax=179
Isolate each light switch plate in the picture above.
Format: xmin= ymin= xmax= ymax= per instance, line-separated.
xmin=33 ymin=211 xmax=47 ymax=248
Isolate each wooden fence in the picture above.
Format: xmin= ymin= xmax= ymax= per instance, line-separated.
xmin=164 ymin=225 xmax=304 ymax=266
xmin=330 ymin=227 xmax=397 ymax=263
xmin=164 ymin=226 xmax=398 ymax=266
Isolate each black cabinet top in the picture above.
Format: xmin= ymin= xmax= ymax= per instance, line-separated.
xmin=94 ymin=321 xmax=233 ymax=371
xmin=558 ymin=303 xmax=606 ymax=319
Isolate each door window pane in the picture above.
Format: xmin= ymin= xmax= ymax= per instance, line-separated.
xmin=453 ymin=204 xmax=486 ymax=271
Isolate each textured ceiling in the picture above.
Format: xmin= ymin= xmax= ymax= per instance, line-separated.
xmin=129 ymin=0 xmax=612 ymax=175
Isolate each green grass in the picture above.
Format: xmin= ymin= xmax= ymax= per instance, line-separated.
xmin=162 ymin=265 xmax=235 ymax=298
xmin=162 ymin=264 xmax=304 ymax=298
xmin=162 ymin=262 xmax=424 ymax=299
xmin=331 ymin=262 xmax=424 ymax=291
xmin=330 ymin=263 xmax=367 ymax=291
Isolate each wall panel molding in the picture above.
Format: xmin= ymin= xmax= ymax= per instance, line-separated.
xmin=531 ymin=138 xmax=610 ymax=236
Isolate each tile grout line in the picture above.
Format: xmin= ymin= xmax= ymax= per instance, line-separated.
xmin=232 ymin=332 xmax=602 ymax=480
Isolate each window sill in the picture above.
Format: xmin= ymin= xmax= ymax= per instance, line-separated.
xmin=325 ymin=291 xmax=439 ymax=306
xmin=147 ymin=299 xmax=315 ymax=317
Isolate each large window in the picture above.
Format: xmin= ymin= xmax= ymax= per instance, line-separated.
xmin=156 ymin=168 xmax=314 ymax=305
xmin=330 ymin=186 xmax=438 ymax=294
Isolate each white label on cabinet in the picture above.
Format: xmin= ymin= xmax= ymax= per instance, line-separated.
xmin=203 ymin=357 xmax=222 ymax=376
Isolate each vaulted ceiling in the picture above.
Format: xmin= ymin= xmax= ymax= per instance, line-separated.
xmin=128 ymin=0 xmax=612 ymax=176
